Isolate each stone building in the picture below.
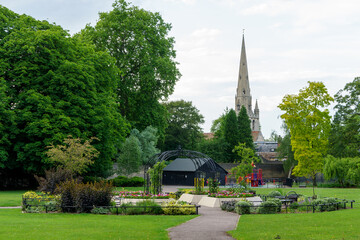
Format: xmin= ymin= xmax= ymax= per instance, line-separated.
xmin=235 ymin=34 xmax=264 ymax=142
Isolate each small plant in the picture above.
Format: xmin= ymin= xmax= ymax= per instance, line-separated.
xmin=267 ymin=198 xmax=282 ymax=212
xmin=162 ymin=200 xmax=196 ymax=215
xmin=267 ymin=190 xmax=283 ymax=198
xmin=290 ymin=202 xmax=299 ymax=213
xmin=324 ymin=198 xmax=338 ymax=211
xmin=207 ymin=177 xmax=219 ymax=194
xmin=235 ymin=201 xmax=252 ymax=215
xmin=91 ymin=207 xmax=110 ymax=214
xmin=312 ymin=199 xmax=327 ymax=212
xmin=221 ymin=200 xmax=237 ymax=212
xmin=257 ymin=201 xmax=278 ymax=214
xmin=194 ymin=177 xmax=205 ymax=194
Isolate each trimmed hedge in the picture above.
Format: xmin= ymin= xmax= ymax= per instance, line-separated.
xmin=235 ymin=201 xmax=252 ymax=215
xmin=112 ymin=176 xmax=144 ymax=187
xmin=257 ymin=201 xmax=278 ymax=214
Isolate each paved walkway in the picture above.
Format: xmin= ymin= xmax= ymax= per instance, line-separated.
xmin=168 ymin=206 xmax=240 ymax=240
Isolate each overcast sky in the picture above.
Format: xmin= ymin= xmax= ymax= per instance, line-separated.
xmin=2 ymin=0 xmax=360 ymax=138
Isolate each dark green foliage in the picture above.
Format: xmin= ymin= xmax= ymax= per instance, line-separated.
xmin=111 ymin=176 xmax=144 ymax=187
xmin=221 ymin=200 xmax=237 ymax=212
xmin=235 ymin=201 xmax=252 ymax=215
xmin=91 ymin=207 xmax=110 ymax=214
xmin=79 ymin=0 xmax=180 ymax=142
xmin=0 ymin=6 xmax=128 ymax=177
xmin=35 ymin=168 xmax=73 ymax=194
xmin=56 ymin=180 xmax=113 ymax=213
xmin=267 ymin=198 xmax=282 ymax=212
xmin=330 ymin=77 xmax=360 ymax=158
xmin=117 ymin=135 xmax=142 ymax=176
xmin=312 ymin=199 xmax=327 ymax=212
xmin=196 ymin=138 xmax=230 ymax=163
xmin=257 ymin=201 xmax=278 ymax=214
xmin=237 ymin=106 xmax=254 ymax=150
xmin=224 ymin=109 xmax=240 ymax=161
xmin=323 ymin=155 xmax=360 ymax=187
xmin=121 ymin=201 xmax=163 ymax=215
xmin=267 ymin=190 xmax=283 ymax=198
xmin=277 ymin=123 xmax=296 ymax=177
xmin=289 ymin=202 xmax=299 ymax=211
xmin=162 ymin=100 xmax=204 ymax=151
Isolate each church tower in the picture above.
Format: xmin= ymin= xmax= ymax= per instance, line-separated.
xmin=235 ymin=34 xmax=264 ymax=142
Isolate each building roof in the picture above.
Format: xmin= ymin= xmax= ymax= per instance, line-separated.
xmin=163 ymin=158 xmax=228 ymax=174
xmin=163 ymin=158 xmax=207 ymax=172
xmin=203 ymin=132 xmax=214 ymax=140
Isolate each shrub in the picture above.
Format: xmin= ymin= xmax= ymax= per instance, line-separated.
xmin=162 ymin=200 xmax=196 ymax=215
xmin=235 ymin=201 xmax=252 ymax=215
xmin=267 ymin=190 xmax=282 ymax=198
xmin=45 ymin=200 xmax=60 ymax=212
xmin=91 ymin=207 xmax=110 ymax=214
xmin=56 ymin=180 xmax=113 ymax=213
xmin=35 ymin=168 xmax=73 ymax=194
xmin=267 ymin=198 xmax=282 ymax=212
xmin=221 ymin=200 xmax=237 ymax=212
xmin=289 ymin=202 xmax=299 ymax=212
xmin=324 ymin=198 xmax=338 ymax=211
xmin=312 ymin=199 xmax=327 ymax=212
xmin=83 ymin=176 xmax=103 ymax=184
xmin=257 ymin=201 xmax=278 ymax=214
xmin=111 ymin=176 xmax=144 ymax=187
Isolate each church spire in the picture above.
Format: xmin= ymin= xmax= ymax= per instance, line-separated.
xmin=254 ymin=99 xmax=259 ymax=117
xmin=235 ymin=33 xmax=252 ymax=115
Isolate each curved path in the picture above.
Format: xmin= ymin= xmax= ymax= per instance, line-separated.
xmin=168 ymin=206 xmax=240 ymax=240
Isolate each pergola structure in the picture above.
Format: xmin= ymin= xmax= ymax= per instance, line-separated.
xmin=143 ymin=148 xmax=220 ymax=193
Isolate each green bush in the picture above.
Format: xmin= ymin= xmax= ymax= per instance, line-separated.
xmin=267 ymin=198 xmax=282 ymax=212
xmin=257 ymin=201 xmax=278 ymax=214
xmin=221 ymin=200 xmax=237 ymax=212
xmin=56 ymin=180 xmax=113 ymax=213
xmin=312 ymin=199 xmax=327 ymax=212
xmin=235 ymin=201 xmax=252 ymax=215
xmin=162 ymin=200 xmax=196 ymax=215
xmin=289 ymin=202 xmax=299 ymax=212
xmin=91 ymin=207 xmax=110 ymax=214
xmin=45 ymin=201 xmax=60 ymax=212
xmin=267 ymin=190 xmax=282 ymax=198
xmin=111 ymin=176 xmax=144 ymax=187
xmin=324 ymin=198 xmax=338 ymax=211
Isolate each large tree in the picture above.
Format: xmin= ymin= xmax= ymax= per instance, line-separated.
xmin=237 ymin=106 xmax=254 ymax=150
xmin=0 ymin=6 xmax=128 ymax=177
xmin=78 ymin=0 xmax=180 ymax=142
xmin=224 ymin=109 xmax=241 ymax=162
xmin=162 ymin=100 xmax=204 ymax=151
xmin=277 ymin=123 xmax=296 ymax=178
xmin=329 ymin=77 xmax=360 ymax=158
xmin=278 ymin=81 xmax=333 ymax=191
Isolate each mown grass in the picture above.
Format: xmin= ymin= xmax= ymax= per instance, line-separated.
xmin=229 ymin=187 xmax=360 ymax=240
xmin=0 ymin=209 xmax=196 ymax=240
xmin=0 ymin=191 xmax=27 ymax=207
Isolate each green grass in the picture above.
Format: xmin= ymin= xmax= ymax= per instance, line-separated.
xmin=0 ymin=209 xmax=196 ymax=240
xmin=0 ymin=191 xmax=27 ymax=207
xmin=229 ymin=187 xmax=360 ymax=240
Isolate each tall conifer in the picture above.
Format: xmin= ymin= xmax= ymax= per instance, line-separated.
xmin=237 ymin=106 xmax=254 ymax=150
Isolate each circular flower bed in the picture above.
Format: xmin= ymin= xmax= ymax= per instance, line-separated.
xmin=116 ymin=191 xmax=170 ymax=199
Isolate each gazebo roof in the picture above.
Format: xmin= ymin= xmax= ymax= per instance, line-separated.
xmin=163 ymin=158 xmax=206 ymax=172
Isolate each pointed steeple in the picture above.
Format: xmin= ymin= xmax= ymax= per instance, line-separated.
xmin=235 ymin=33 xmax=252 ymax=116
xmin=254 ymin=99 xmax=259 ymax=117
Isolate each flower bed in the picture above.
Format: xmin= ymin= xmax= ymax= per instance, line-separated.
xmin=208 ymin=190 xmax=254 ymax=198
xmin=115 ymin=191 xmax=170 ymax=199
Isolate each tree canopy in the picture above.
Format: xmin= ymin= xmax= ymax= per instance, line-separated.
xmin=237 ymin=106 xmax=254 ymax=150
xmin=0 ymin=5 xmax=128 ymax=176
xmin=278 ymin=81 xmax=333 ymax=187
xmin=78 ymin=0 xmax=180 ymax=142
xmin=329 ymin=77 xmax=360 ymax=158
xmin=162 ymin=100 xmax=204 ymax=151
xmin=224 ymin=109 xmax=241 ymax=161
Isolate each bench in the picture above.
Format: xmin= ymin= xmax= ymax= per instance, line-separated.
xmin=299 ymin=184 xmax=306 ymax=188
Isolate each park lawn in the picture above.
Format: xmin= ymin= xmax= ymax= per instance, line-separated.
xmin=229 ymin=187 xmax=360 ymax=240
xmin=0 ymin=191 xmax=27 ymax=207
xmin=0 ymin=187 xmax=144 ymax=207
xmin=0 ymin=209 xmax=196 ymax=240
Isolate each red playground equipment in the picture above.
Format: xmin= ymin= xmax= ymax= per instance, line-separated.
xmin=247 ymin=168 xmax=263 ymax=187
